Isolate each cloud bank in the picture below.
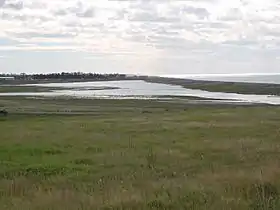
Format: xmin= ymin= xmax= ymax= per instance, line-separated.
xmin=0 ymin=0 xmax=280 ymax=74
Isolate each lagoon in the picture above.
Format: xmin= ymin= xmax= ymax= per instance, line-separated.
xmin=1 ymin=80 xmax=280 ymax=105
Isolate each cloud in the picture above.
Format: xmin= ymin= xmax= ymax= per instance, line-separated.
xmin=1 ymin=0 xmax=280 ymax=74
xmin=3 ymin=0 xmax=23 ymax=10
xmin=1 ymin=0 xmax=280 ymax=48
xmin=53 ymin=1 xmax=95 ymax=18
xmin=181 ymin=6 xmax=209 ymax=19
xmin=0 ymin=0 xmax=5 ymax=7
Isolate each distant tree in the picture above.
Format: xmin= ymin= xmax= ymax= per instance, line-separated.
xmin=8 ymin=72 xmax=133 ymax=81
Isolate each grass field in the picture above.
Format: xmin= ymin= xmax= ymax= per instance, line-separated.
xmin=1 ymin=97 xmax=280 ymax=209
xmin=0 ymin=85 xmax=119 ymax=93
xmin=0 ymin=86 xmax=61 ymax=93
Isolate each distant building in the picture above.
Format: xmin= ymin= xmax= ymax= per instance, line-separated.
xmin=0 ymin=77 xmax=15 ymax=80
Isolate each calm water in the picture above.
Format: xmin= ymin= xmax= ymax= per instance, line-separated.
xmin=1 ymin=80 xmax=280 ymax=105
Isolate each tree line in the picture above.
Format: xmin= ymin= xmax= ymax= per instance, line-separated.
xmin=0 ymin=72 xmax=129 ymax=80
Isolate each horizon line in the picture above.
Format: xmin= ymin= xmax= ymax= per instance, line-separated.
xmin=161 ymin=73 xmax=280 ymax=78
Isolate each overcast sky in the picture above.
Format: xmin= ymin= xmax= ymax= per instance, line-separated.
xmin=0 ymin=0 xmax=280 ymax=75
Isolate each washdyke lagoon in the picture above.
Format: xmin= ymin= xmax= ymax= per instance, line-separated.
xmin=1 ymin=79 xmax=280 ymax=105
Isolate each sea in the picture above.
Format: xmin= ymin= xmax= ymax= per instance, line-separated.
xmin=161 ymin=73 xmax=280 ymax=84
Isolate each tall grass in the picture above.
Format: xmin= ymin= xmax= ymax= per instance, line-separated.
xmin=0 ymin=98 xmax=280 ymax=209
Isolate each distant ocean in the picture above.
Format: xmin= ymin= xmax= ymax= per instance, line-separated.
xmin=162 ymin=73 xmax=280 ymax=84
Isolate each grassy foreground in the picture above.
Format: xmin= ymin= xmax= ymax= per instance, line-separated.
xmin=1 ymin=98 xmax=280 ymax=209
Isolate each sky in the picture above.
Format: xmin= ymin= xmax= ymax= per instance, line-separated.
xmin=0 ymin=0 xmax=280 ymax=75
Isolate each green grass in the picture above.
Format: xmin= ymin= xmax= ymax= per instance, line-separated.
xmin=0 ymin=86 xmax=119 ymax=93
xmin=0 ymin=86 xmax=62 ymax=93
xmin=1 ymin=97 xmax=280 ymax=209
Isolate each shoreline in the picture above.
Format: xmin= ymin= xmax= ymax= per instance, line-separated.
xmin=144 ymin=76 xmax=280 ymax=96
xmin=2 ymin=75 xmax=280 ymax=96
xmin=1 ymin=77 xmax=280 ymax=106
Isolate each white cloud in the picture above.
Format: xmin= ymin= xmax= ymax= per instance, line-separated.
xmin=0 ymin=0 xmax=280 ymax=74
xmin=0 ymin=0 xmax=5 ymax=7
